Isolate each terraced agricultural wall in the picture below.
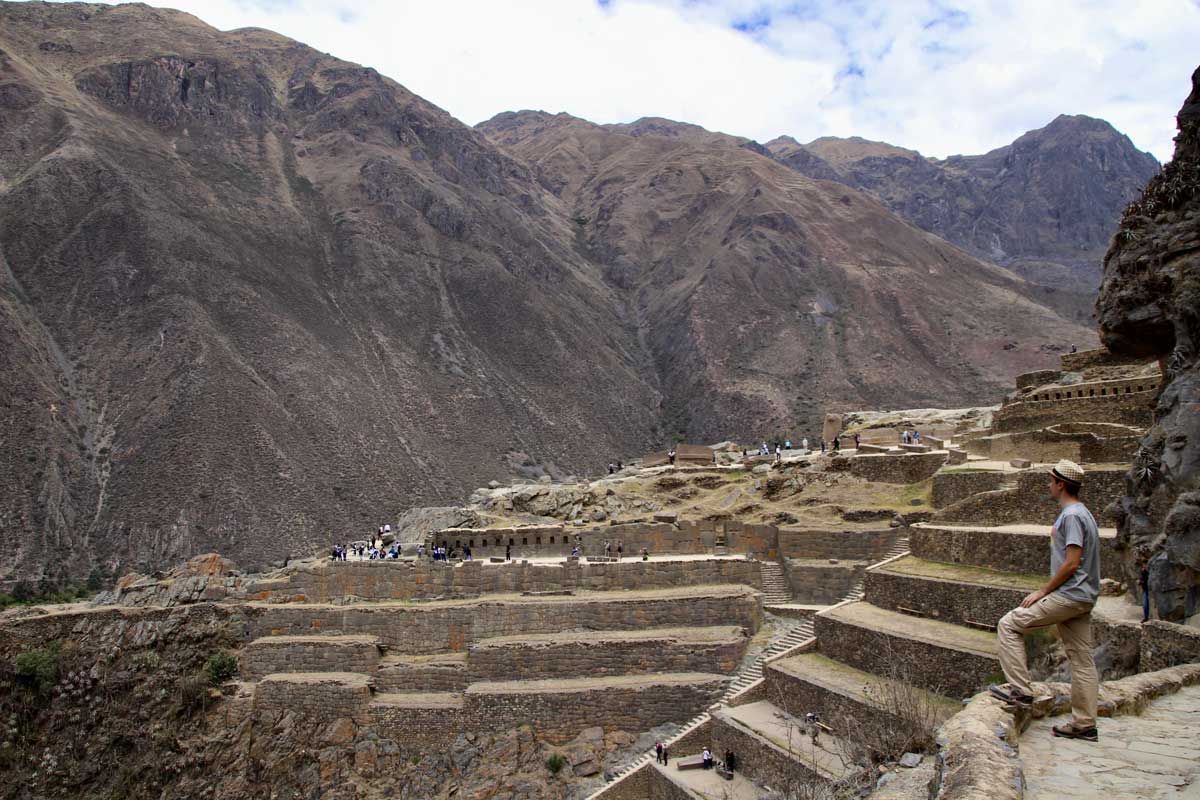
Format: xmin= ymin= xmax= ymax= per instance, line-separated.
xmin=238 ymin=589 xmax=763 ymax=654
xmin=250 ymin=557 xmax=763 ymax=603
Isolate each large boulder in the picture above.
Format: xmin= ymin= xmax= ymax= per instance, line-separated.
xmin=1097 ymin=64 xmax=1200 ymax=620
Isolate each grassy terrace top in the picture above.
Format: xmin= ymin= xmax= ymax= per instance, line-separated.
xmin=466 ymin=672 xmax=725 ymax=694
xmin=824 ymin=601 xmax=999 ymax=656
xmin=877 ymin=556 xmax=1044 ymax=590
xmin=472 ymin=625 xmax=746 ymax=648
xmin=240 ymin=583 xmax=760 ymax=610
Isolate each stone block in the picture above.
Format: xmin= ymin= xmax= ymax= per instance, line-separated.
xmin=1009 ymin=458 xmax=1032 ymax=468
xmin=946 ymin=448 xmax=969 ymax=465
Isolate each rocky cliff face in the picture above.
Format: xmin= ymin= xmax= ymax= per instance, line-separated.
xmin=0 ymin=2 xmax=1103 ymax=584
xmin=1097 ymin=66 xmax=1200 ymax=622
xmin=768 ymin=116 xmax=1161 ymax=318
xmin=0 ymin=2 xmax=662 ymax=585
xmin=479 ymin=111 xmax=1094 ymax=447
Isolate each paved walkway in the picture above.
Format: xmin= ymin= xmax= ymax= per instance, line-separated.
xmin=1021 ymin=684 xmax=1200 ymax=798
xmin=651 ymin=760 xmax=762 ymax=799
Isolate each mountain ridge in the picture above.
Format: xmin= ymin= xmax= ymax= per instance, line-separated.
xmin=0 ymin=1 xmax=1115 ymax=584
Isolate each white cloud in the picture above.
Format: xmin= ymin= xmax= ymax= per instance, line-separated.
xmin=52 ymin=0 xmax=1200 ymax=161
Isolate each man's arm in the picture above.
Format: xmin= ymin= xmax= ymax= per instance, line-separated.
xmin=1021 ymin=544 xmax=1083 ymax=608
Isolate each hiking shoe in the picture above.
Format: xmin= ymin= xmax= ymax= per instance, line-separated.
xmin=1052 ymin=723 xmax=1098 ymax=742
xmin=989 ymin=684 xmax=1034 ymax=707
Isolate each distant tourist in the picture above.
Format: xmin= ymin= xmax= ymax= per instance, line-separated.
xmin=641 ymin=547 xmax=649 ymax=561
xmin=785 ymin=439 xmax=791 ymax=449
xmin=820 ymin=440 xmax=826 ymax=453
xmin=668 ymin=448 xmax=676 ymax=466
xmin=505 ymin=543 xmax=512 ymax=561
xmin=913 ymin=430 xmax=921 ymax=444
xmin=801 ymin=437 xmax=808 ymax=451
xmin=608 ymin=463 xmax=616 ymax=475
xmin=990 ymin=460 xmax=1100 ymax=742
xmin=616 ymin=540 xmax=624 ymax=559
xmin=661 ymin=745 xmax=669 ymax=766
xmin=702 ymin=747 xmax=713 ymax=770
xmin=604 ymin=540 xmax=612 ymax=557
xmin=616 ymin=460 xmax=624 ymax=471
xmin=655 ymin=741 xmax=664 ymax=764
xmin=853 ymin=433 xmax=860 ymax=449
xmin=463 ymin=544 xmax=472 ymax=561
xmin=330 ymin=545 xmax=339 ymax=561
xmin=1070 ymin=344 xmax=1078 ymax=353
xmin=571 ymin=545 xmax=581 ymax=558
xmin=832 ymin=438 xmax=840 ymax=452
xmin=1139 ymin=567 xmax=1151 ymax=623
xmin=774 ymin=444 xmax=782 ymax=460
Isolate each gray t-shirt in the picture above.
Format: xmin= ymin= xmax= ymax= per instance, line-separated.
xmin=1051 ymin=502 xmax=1101 ymax=605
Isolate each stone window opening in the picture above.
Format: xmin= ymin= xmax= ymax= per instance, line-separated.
xmin=508 ymin=538 xmax=514 ymax=546
xmin=1101 ymin=389 xmax=1107 ymax=395
xmin=522 ymin=537 xmax=528 ymax=545
xmin=1125 ymin=386 xmax=1131 ymax=393
xmin=1089 ymin=389 xmax=1095 ymax=397
xmin=536 ymin=536 xmax=542 ymax=545
xmin=1055 ymin=393 xmax=1061 ymax=400
xmin=1066 ymin=392 xmax=1072 ymax=398
xmin=469 ymin=539 xmax=474 ymax=548
xmin=550 ymin=536 xmax=555 ymax=544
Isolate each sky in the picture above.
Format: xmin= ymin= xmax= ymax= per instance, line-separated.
xmin=54 ymin=0 xmax=1200 ymax=162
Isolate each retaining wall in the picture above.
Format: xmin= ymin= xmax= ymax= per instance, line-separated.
xmin=930 ymin=471 xmax=1005 ymax=509
xmin=848 ymin=452 xmax=947 ymax=484
xmin=776 ymin=528 xmax=899 ymax=561
xmin=253 ymin=673 xmax=372 ymax=724
xmin=239 ymin=589 xmax=763 ymax=654
xmin=783 ymin=560 xmax=865 ymax=604
xmin=239 ymin=635 xmax=381 ymax=679
xmin=991 ymin=391 xmax=1152 ymax=433
xmin=465 ymin=674 xmax=724 ymax=745
xmin=910 ymin=525 xmax=1121 ymax=579
xmin=933 ymin=468 xmax=1126 ymax=527
xmin=254 ymin=557 xmax=763 ymax=603
xmin=468 ymin=629 xmax=747 ymax=681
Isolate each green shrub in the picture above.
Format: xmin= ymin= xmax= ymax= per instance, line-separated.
xmin=545 ymin=754 xmax=565 ymax=775
xmin=15 ymin=643 xmax=61 ymax=694
xmin=205 ymin=651 xmax=238 ymax=685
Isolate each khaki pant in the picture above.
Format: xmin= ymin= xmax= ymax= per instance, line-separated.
xmin=997 ymin=592 xmax=1098 ymax=727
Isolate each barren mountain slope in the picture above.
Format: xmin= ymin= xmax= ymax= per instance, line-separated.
xmin=479 ymin=111 xmax=1096 ymax=443
xmin=0 ymin=2 xmax=662 ymax=583
xmin=767 ymin=116 xmax=1160 ymax=307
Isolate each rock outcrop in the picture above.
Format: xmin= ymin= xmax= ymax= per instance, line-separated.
xmin=768 ymin=116 xmax=1160 ymax=316
xmin=1097 ymin=65 xmax=1200 ymax=621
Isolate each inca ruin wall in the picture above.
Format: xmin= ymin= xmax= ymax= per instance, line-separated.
xmin=239 ymin=589 xmax=763 ymax=654
xmin=250 ymin=557 xmax=763 ymax=603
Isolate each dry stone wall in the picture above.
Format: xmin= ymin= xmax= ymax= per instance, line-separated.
xmin=911 ymin=525 xmax=1122 ymax=579
xmin=783 ymin=559 xmax=865 ymax=604
xmin=931 ymin=471 xmax=1005 ymax=509
xmin=991 ymin=391 xmax=1153 ymax=433
xmin=847 ymin=452 xmax=947 ymax=484
xmin=252 ymin=557 xmax=763 ymax=603
xmin=467 ymin=628 xmax=747 ymax=681
xmin=239 ymin=635 xmax=381 ymax=679
xmin=464 ymin=674 xmax=725 ymax=745
xmin=239 ymin=589 xmax=763 ymax=654
xmin=253 ymin=673 xmax=372 ymax=724
xmin=369 ymin=699 xmax=464 ymax=750
xmin=777 ymin=528 xmax=898 ymax=561
xmin=933 ymin=468 xmax=1126 ymax=527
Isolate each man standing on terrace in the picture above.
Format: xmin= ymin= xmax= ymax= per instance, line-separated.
xmin=990 ymin=459 xmax=1101 ymax=742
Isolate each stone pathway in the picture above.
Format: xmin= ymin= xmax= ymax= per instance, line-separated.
xmin=1021 ymin=684 xmax=1200 ymax=799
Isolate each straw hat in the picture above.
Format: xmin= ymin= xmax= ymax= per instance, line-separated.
xmin=1050 ymin=459 xmax=1085 ymax=485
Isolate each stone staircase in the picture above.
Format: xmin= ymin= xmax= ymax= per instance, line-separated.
xmin=585 ymin=539 xmax=913 ymax=799
xmin=759 ymin=560 xmax=792 ymax=604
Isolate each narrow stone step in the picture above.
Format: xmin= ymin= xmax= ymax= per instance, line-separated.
xmin=815 ymin=601 xmax=999 ymax=698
